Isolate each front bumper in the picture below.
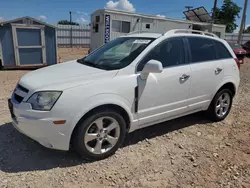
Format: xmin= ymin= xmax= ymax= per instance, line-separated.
xmin=8 ymin=98 xmax=71 ymax=151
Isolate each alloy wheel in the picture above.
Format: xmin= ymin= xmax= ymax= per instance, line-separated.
xmin=84 ymin=117 xmax=120 ymax=154
xmin=215 ymin=92 xmax=231 ymax=117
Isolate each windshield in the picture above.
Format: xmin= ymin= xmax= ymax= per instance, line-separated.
xmin=77 ymin=37 xmax=154 ymax=70
xmin=229 ymin=43 xmax=241 ymax=49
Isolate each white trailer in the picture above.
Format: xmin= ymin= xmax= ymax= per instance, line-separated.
xmin=90 ymin=9 xmax=226 ymax=51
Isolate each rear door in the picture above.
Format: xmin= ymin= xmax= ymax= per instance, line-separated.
xmin=186 ymin=37 xmax=224 ymax=111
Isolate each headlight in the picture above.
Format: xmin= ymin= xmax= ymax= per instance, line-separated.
xmin=27 ymin=91 xmax=62 ymax=111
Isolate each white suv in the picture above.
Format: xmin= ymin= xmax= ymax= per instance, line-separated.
xmin=9 ymin=29 xmax=240 ymax=160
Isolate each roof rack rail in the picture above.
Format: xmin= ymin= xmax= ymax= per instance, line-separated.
xmin=164 ymin=29 xmax=218 ymax=38
xmin=126 ymin=30 xmax=154 ymax=35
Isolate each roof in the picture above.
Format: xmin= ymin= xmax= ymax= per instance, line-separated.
xmin=0 ymin=16 xmax=56 ymax=28
xmin=93 ymin=9 xmax=189 ymax=24
xmin=92 ymin=9 xmax=226 ymax=28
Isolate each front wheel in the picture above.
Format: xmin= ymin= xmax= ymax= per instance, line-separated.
xmin=206 ymin=89 xmax=233 ymax=121
xmin=73 ymin=109 xmax=127 ymax=160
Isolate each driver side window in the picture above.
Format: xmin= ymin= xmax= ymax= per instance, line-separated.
xmin=137 ymin=37 xmax=185 ymax=71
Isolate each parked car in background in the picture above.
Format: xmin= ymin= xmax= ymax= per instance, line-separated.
xmin=8 ymin=29 xmax=240 ymax=160
xmin=228 ymin=42 xmax=246 ymax=64
xmin=242 ymin=41 xmax=250 ymax=54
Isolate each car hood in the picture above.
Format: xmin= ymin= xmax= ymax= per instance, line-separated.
xmin=19 ymin=60 xmax=118 ymax=91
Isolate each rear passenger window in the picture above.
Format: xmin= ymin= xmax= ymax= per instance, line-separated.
xmin=188 ymin=37 xmax=217 ymax=63
xmin=137 ymin=37 xmax=185 ymax=71
xmin=214 ymin=41 xmax=232 ymax=59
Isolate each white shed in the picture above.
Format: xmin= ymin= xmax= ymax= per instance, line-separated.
xmin=90 ymin=9 xmax=226 ymax=51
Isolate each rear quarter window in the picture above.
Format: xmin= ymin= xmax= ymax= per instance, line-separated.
xmin=187 ymin=37 xmax=217 ymax=63
xmin=214 ymin=41 xmax=233 ymax=59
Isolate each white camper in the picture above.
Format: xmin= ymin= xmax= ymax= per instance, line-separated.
xmin=90 ymin=9 xmax=226 ymax=52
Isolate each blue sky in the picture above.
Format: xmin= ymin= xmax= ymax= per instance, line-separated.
xmin=0 ymin=0 xmax=248 ymax=27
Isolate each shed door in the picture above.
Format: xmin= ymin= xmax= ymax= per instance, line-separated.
xmin=12 ymin=25 xmax=46 ymax=66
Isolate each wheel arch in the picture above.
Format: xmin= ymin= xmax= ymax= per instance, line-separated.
xmin=207 ymin=81 xmax=237 ymax=111
xmin=216 ymin=82 xmax=236 ymax=97
xmin=70 ymin=103 xmax=131 ymax=148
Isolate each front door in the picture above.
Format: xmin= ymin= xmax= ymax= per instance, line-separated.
xmin=136 ymin=37 xmax=191 ymax=125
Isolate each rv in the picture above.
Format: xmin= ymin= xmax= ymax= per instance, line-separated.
xmin=90 ymin=9 xmax=226 ymax=52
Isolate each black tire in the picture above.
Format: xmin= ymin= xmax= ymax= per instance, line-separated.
xmin=206 ymin=89 xmax=233 ymax=122
xmin=73 ymin=108 xmax=127 ymax=161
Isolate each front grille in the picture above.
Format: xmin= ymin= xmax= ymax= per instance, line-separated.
xmin=17 ymin=84 xmax=29 ymax=93
xmin=14 ymin=93 xmax=24 ymax=103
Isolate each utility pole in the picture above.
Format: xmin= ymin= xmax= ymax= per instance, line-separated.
xmin=69 ymin=11 xmax=73 ymax=48
xmin=185 ymin=6 xmax=193 ymax=11
xmin=212 ymin=0 xmax=218 ymax=23
xmin=238 ymin=0 xmax=248 ymax=44
xmin=69 ymin=11 xmax=72 ymax=23
xmin=208 ymin=0 xmax=218 ymax=33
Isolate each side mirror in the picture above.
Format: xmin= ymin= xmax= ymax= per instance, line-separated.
xmin=140 ymin=60 xmax=163 ymax=79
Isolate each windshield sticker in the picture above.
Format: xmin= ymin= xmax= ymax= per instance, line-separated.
xmin=133 ymin=40 xmax=151 ymax=44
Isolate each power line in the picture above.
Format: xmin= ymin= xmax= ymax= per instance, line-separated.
xmin=155 ymin=9 xmax=183 ymax=16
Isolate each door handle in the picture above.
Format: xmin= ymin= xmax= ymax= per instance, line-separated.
xmin=215 ymin=67 xmax=223 ymax=74
xmin=180 ymin=74 xmax=190 ymax=81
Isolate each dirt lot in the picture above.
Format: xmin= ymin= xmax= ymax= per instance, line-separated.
xmin=0 ymin=59 xmax=250 ymax=188
xmin=58 ymin=48 xmax=89 ymax=62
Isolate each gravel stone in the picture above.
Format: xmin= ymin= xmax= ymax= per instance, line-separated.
xmin=1 ymin=58 xmax=250 ymax=187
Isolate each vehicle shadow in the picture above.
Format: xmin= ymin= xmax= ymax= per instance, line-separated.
xmin=0 ymin=113 xmax=211 ymax=173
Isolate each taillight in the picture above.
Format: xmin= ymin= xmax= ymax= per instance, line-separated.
xmin=234 ymin=58 xmax=240 ymax=69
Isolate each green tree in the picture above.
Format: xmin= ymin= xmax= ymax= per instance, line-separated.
xmin=213 ymin=0 xmax=241 ymax=33
xmin=244 ymin=26 xmax=250 ymax=33
xmin=57 ymin=20 xmax=79 ymax=25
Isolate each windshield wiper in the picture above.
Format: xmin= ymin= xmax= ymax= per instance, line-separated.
xmin=77 ymin=59 xmax=101 ymax=69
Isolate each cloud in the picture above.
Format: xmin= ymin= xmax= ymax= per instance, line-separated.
xmin=156 ymin=14 xmax=166 ymax=18
xmin=76 ymin=11 xmax=89 ymax=24
xmin=77 ymin=11 xmax=88 ymax=16
xmin=39 ymin=15 xmax=47 ymax=20
xmin=105 ymin=0 xmax=135 ymax=12
xmin=76 ymin=17 xmax=89 ymax=23
xmin=0 ymin=16 xmax=4 ymax=22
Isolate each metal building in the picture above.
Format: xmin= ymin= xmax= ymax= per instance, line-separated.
xmin=0 ymin=16 xmax=57 ymax=68
xmin=90 ymin=9 xmax=226 ymax=51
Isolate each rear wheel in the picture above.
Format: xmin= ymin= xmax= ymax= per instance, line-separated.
xmin=206 ymin=89 xmax=233 ymax=121
xmin=73 ymin=109 xmax=126 ymax=160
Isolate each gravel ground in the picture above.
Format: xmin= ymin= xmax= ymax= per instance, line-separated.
xmin=0 ymin=59 xmax=250 ymax=188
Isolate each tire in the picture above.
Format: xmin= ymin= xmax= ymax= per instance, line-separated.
xmin=206 ymin=89 xmax=233 ymax=122
xmin=73 ymin=108 xmax=127 ymax=160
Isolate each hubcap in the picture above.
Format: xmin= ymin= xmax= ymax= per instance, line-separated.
xmin=84 ymin=117 xmax=120 ymax=154
xmin=215 ymin=93 xmax=231 ymax=117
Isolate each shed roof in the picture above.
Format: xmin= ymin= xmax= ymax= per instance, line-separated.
xmin=0 ymin=16 xmax=56 ymax=28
